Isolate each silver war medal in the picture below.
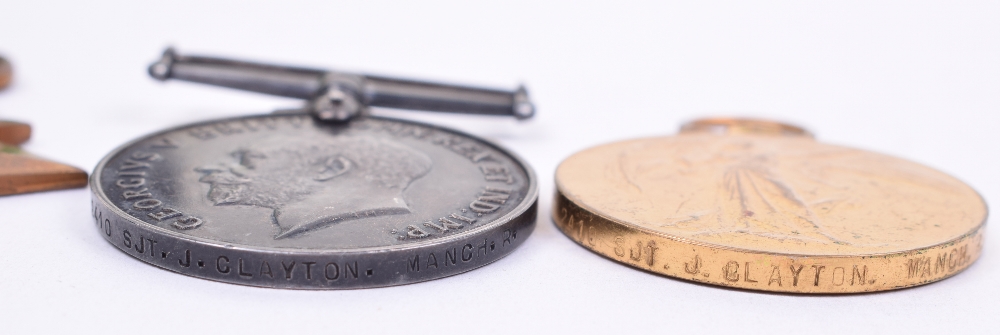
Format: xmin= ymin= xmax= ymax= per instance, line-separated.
xmin=90 ymin=49 xmax=538 ymax=289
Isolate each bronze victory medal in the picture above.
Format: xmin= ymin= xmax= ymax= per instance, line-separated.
xmin=554 ymin=118 xmax=985 ymax=293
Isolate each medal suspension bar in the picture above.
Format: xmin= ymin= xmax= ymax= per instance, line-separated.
xmin=148 ymin=48 xmax=534 ymax=122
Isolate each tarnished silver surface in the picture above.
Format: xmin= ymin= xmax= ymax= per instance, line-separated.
xmin=149 ymin=48 xmax=535 ymax=122
xmin=90 ymin=114 xmax=537 ymax=289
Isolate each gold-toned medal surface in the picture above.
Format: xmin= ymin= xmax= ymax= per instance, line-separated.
xmin=554 ymin=118 xmax=986 ymax=293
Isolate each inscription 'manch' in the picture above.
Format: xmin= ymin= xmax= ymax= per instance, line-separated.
xmin=906 ymin=244 xmax=970 ymax=279
xmin=407 ymin=228 xmax=519 ymax=273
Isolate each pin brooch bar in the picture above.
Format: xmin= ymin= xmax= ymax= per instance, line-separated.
xmin=148 ymin=48 xmax=534 ymax=121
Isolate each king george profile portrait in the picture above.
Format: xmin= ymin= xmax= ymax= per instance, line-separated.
xmin=195 ymin=135 xmax=433 ymax=239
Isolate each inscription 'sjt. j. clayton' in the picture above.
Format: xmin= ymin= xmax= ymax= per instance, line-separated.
xmin=196 ymin=135 xmax=432 ymax=239
xmin=553 ymin=118 xmax=987 ymax=293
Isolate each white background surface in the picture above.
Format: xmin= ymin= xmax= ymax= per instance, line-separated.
xmin=1 ymin=1 xmax=998 ymax=333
